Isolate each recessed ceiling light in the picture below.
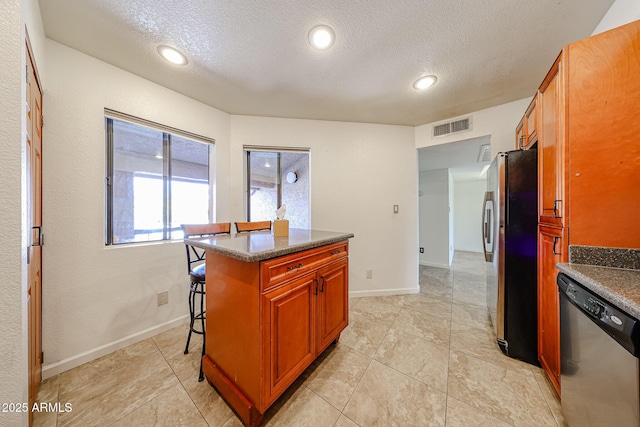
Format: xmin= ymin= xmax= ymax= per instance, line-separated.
xmin=413 ymin=75 xmax=437 ymax=90
xmin=308 ymin=25 xmax=335 ymax=50
xmin=157 ymin=45 xmax=188 ymax=66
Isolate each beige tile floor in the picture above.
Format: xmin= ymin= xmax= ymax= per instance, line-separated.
xmin=34 ymin=251 xmax=564 ymax=426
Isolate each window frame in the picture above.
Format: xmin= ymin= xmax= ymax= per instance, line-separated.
xmin=243 ymin=146 xmax=310 ymax=226
xmin=105 ymin=109 xmax=215 ymax=246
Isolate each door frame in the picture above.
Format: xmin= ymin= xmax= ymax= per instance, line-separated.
xmin=26 ymin=28 xmax=44 ymax=423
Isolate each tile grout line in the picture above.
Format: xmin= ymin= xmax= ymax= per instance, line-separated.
xmin=444 ymin=263 xmax=455 ymax=427
xmin=150 ymin=333 xmax=213 ymax=426
xmin=105 ymin=338 xmax=184 ymax=427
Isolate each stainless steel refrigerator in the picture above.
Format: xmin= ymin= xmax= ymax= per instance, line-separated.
xmin=482 ymin=148 xmax=538 ymax=366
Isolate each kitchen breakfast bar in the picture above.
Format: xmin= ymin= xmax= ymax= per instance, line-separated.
xmin=185 ymin=229 xmax=354 ymax=427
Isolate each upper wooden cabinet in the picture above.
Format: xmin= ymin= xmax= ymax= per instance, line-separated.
xmin=516 ymin=96 xmax=538 ymax=150
xmin=516 ymin=118 xmax=525 ymax=150
xmin=538 ymin=54 xmax=566 ymax=227
xmin=566 ymin=21 xmax=640 ymax=248
xmin=536 ymin=20 xmax=640 ymax=242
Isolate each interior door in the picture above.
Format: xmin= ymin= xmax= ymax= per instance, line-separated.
xmin=26 ymin=37 xmax=43 ymax=418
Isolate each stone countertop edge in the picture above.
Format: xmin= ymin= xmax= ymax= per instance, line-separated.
xmin=557 ymin=263 xmax=640 ymax=319
xmin=185 ymin=231 xmax=355 ymax=263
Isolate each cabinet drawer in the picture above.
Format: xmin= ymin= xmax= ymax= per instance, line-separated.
xmin=261 ymin=242 xmax=348 ymax=291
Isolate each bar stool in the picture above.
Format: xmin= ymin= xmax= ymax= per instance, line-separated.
xmin=235 ymin=220 xmax=272 ymax=233
xmin=181 ymin=222 xmax=231 ymax=381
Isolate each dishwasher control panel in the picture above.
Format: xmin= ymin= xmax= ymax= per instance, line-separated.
xmin=566 ymin=282 xmax=623 ymax=329
xmin=558 ymin=273 xmax=640 ymax=357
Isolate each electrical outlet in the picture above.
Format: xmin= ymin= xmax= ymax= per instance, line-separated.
xmin=366 ymin=269 xmax=373 ymax=279
xmin=157 ymin=290 xmax=169 ymax=306
xmin=420 ymin=247 xmax=424 ymax=253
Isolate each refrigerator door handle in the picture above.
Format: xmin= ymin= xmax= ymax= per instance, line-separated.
xmin=482 ymin=191 xmax=495 ymax=262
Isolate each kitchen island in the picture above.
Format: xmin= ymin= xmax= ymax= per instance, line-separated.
xmin=185 ymin=229 xmax=354 ymax=427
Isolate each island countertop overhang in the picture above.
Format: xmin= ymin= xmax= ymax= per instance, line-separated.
xmin=185 ymin=228 xmax=354 ymax=263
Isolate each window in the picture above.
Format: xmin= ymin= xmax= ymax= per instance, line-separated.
xmin=105 ymin=111 xmax=214 ymax=245
xmin=245 ymin=148 xmax=310 ymax=228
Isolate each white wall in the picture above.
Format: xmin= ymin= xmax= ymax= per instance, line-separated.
xmin=415 ymin=98 xmax=530 ymax=160
xmin=231 ymin=116 xmax=419 ymax=297
xmin=419 ymin=169 xmax=450 ymax=268
xmin=1 ymin=1 xmax=48 ymax=426
xmin=1 ymin=2 xmax=26 ymax=425
xmin=453 ymin=178 xmax=487 ymax=253
xmin=40 ymin=40 xmax=231 ymax=378
xmin=592 ymin=0 xmax=640 ymax=35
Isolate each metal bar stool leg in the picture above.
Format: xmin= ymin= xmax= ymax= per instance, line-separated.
xmin=184 ymin=281 xmax=197 ymax=354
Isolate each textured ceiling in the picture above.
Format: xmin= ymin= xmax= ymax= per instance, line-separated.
xmin=39 ymin=0 xmax=613 ymax=126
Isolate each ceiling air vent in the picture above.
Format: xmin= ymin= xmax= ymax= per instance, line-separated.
xmin=432 ymin=116 xmax=473 ymax=138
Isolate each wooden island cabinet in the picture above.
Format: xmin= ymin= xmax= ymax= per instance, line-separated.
xmin=186 ymin=229 xmax=353 ymax=427
xmin=519 ymin=19 xmax=640 ymax=398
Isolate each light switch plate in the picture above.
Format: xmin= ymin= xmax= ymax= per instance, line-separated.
xmin=393 ymin=205 xmax=399 ymax=214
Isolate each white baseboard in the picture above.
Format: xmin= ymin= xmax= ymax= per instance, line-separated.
xmin=42 ymin=315 xmax=190 ymax=380
xmin=419 ymin=260 xmax=450 ymax=268
xmin=349 ymin=287 xmax=420 ymax=298
xmin=453 ymin=248 xmax=483 ymax=254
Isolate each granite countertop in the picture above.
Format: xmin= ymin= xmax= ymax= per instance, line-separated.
xmin=557 ymin=263 xmax=640 ymax=319
xmin=185 ymin=228 xmax=354 ymax=262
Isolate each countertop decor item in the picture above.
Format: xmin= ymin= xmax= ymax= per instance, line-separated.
xmin=274 ymin=204 xmax=289 ymax=236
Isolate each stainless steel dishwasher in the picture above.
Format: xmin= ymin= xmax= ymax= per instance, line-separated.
xmin=558 ymin=273 xmax=640 ymax=426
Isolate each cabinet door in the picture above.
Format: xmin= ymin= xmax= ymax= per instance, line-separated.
xmin=262 ymin=273 xmax=316 ymax=406
xmin=538 ymin=54 xmax=565 ymax=226
xmin=525 ymin=96 xmax=537 ymax=147
xmin=538 ymin=225 xmax=564 ymax=397
xmin=516 ymin=118 xmax=525 ymax=150
xmin=316 ymin=259 xmax=349 ymax=353
xmin=566 ymin=20 xmax=640 ymax=248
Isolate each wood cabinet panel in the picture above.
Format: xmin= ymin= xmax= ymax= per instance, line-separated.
xmin=525 ymin=97 xmax=537 ymax=146
xmin=261 ymin=242 xmax=347 ymax=290
xmin=567 ymin=20 xmax=640 ymax=248
xmin=516 ymin=118 xmax=525 ymax=150
xmin=538 ymin=225 xmax=565 ymax=397
xmin=516 ymin=96 xmax=538 ymax=150
xmin=205 ymin=253 xmax=262 ymax=406
xmin=262 ymin=273 xmax=316 ymax=405
xmin=316 ymin=259 xmax=349 ymax=352
xmin=538 ymin=55 xmax=565 ymax=227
